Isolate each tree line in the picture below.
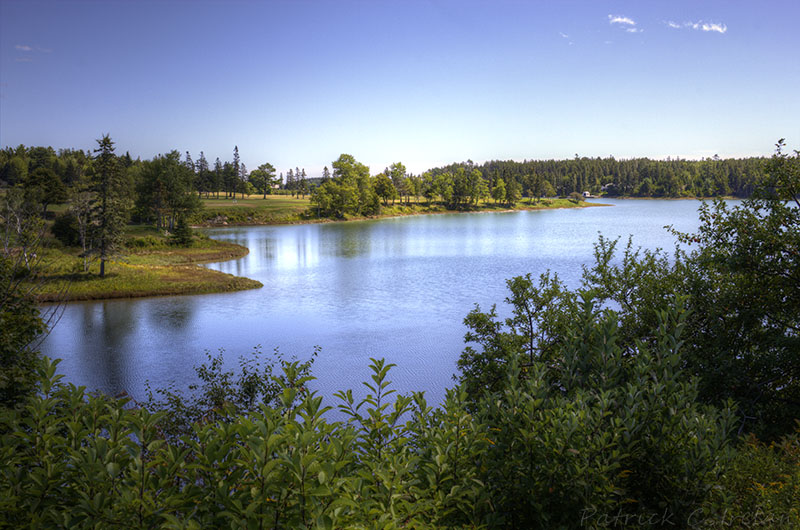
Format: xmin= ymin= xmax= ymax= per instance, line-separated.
xmin=2 ymin=144 xmax=771 ymax=226
xmin=0 ymin=143 xmax=311 ymax=204
xmin=430 ymin=154 xmax=766 ymax=198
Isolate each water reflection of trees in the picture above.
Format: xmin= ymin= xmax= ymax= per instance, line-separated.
xmin=147 ymin=298 xmax=196 ymax=331
xmin=73 ymin=300 xmax=139 ymax=395
xmin=321 ymin=224 xmax=371 ymax=258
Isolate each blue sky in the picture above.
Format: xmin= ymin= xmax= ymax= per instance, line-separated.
xmin=1 ymin=0 xmax=798 ymax=177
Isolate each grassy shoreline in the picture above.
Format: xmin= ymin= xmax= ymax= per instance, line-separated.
xmin=193 ymin=195 xmax=607 ymax=227
xmin=34 ymin=233 xmax=262 ymax=303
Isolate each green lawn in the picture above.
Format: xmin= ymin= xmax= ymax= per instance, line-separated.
xmin=193 ymin=194 xmax=312 ymax=225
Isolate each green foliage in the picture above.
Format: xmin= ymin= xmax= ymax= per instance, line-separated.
xmin=311 ymin=154 xmax=380 ymax=218
xmin=581 ymin=142 xmax=800 ymax=439
xmin=24 ymin=166 xmax=67 ymax=216
xmin=373 ymin=173 xmax=396 ymax=206
xmin=0 ymin=357 xmax=485 ymax=527
xmin=0 ymin=189 xmax=47 ymax=408
xmin=703 ymin=429 xmax=800 ymax=528
xmin=505 ymin=177 xmax=522 ymax=206
xmin=0 ymin=342 xmax=747 ymax=528
xmin=170 ymin=215 xmax=193 ymax=247
xmin=248 ymin=162 xmax=277 ymax=198
xmin=431 ymin=152 xmax=767 ymax=199
xmin=0 ymin=256 xmax=45 ymax=408
xmin=51 ymin=211 xmax=80 ymax=247
xmin=491 ymin=177 xmax=506 ymax=204
xmin=91 ymin=135 xmax=131 ymax=277
xmin=457 ymin=277 xmax=736 ymax=526
xmin=124 ymin=234 xmax=164 ymax=249
xmin=143 ymin=347 xmax=316 ymax=441
xmin=134 ymin=150 xmax=200 ymax=230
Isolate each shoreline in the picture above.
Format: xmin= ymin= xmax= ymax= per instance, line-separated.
xmin=35 ymin=240 xmax=262 ymax=304
xmin=41 ymin=200 xmax=609 ymax=303
xmin=194 ymin=199 xmax=609 ymax=228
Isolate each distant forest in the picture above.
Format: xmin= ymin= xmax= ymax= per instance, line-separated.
xmin=430 ymin=155 xmax=767 ymax=198
xmin=1 ymin=144 xmax=767 ymax=201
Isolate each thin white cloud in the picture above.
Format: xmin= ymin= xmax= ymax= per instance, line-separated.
xmin=698 ymin=22 xmax=727 ymax=33
xmin=626 ymin=28 xmax=643 ymax=33
xmin=608 ymin=15 xmax=636 ymax=26
xmin=15 ymin=44 xmax=34 ymax=52
xmin=666 ymin=20 xmax=728 ymax=34
xmin=559 ymin=32 xmax=569 ymax=39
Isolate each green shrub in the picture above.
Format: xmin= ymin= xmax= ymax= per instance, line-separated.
xmin=1 ymin=290 xmax=744 ymax=528
xmin=50 ymin=211 xmax=80 ymax=247
xmin=170 ymin=216 xmax=193 ymax=246
xmin=700 ymin=431 xmax=800 ymax=528
xmin=124 ymin=235 xmax=163 ymax=249
xmin=458 ymin=278 xmax=736 ymax=527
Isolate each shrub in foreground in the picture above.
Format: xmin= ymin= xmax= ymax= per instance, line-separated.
xmin=1 ymin=293 xmax=741 ymax=528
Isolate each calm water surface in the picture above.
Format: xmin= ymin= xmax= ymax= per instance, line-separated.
xmin=42 ymin=199 xmax=714 ymax=406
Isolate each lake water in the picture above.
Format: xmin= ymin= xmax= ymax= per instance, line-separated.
xmin=41 ymin=199 xmax=716 ymax=407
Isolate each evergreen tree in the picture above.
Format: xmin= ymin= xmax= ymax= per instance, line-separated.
xmin=213 ymin=157 xmax=223 ymax=198
xmin=230 ymin=146 xmax=241 ymax=198
xmin=184 ymin=151 xmax=195 ymax=173
xmin=171 ymin=215 xmax=193 ymax=247
xmin=91 ymin=135 xmax=130 ymax=278
xmin=196 ymin=151 xmax=210 ymax=197
xmin=286 ymin=168 xmax=295 ymax=197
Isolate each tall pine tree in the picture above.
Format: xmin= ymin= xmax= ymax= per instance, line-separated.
xmin=228 ymin=146 xmax=240 ymax=198
xmin=91 ymin=135 xmax=129 ymax=278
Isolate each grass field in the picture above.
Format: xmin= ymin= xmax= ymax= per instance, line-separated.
xmin=193 ymin=195 xmax=312 ymax=225
xmin=31 ymin=228 xmax=261 ymax=302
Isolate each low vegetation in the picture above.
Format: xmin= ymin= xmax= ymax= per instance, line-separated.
xmin=192 ymin=195 xmax=313 ymax=225
xmin=30 ymin=228 xmax=261 ymax=302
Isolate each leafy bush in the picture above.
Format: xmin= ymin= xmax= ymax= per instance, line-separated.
xmin=142 ymin=347 xmax=316 ymax=441
xmin=0 ymin=358 xmax=484 ymax=528
xmin=458 ymin=279 xmax=735 ymax=527
xmin=579 ymin=142 xmax=800 ymax=440
xmin=1 ymin=289 xmax=742 ymax=528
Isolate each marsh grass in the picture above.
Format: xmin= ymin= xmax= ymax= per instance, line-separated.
xmin=32 ymin=228 xmax=261 ymax=302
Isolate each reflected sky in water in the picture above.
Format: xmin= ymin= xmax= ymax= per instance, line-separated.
xmin=42 ymin=199 xmax=716 ymax=408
